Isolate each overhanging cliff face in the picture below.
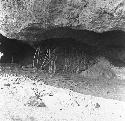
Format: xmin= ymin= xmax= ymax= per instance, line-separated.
xmin=1 ymin=0 xmax=125 ymax=68
xmin=0 ymin=0 xmax=125 ymax=44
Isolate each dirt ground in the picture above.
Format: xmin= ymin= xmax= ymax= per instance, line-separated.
xmin=1 ymin=56 xmax=125 ymax=102
xmin=1 ymin=56 xmax=125 ymax=121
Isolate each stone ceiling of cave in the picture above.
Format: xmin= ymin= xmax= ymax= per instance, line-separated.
xmin=0 ymin=0 xmax=125 ymax=42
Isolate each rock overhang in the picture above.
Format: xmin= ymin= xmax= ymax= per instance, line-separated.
xmin=0 ymin=0 xmax=125 ymax=45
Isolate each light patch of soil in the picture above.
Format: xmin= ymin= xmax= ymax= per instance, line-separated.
xmin=0 ymin=57 xmax=125 ymax=120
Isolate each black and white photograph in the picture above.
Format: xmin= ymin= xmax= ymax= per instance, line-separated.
xmin=0 ymin=0 xmax=125 ymax=121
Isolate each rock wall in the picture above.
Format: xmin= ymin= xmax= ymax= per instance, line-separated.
xmin=0 ymin=0 xmax=125 ymax=42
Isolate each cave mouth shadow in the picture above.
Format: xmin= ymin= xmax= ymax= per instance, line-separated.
xmin=0 ymin=36 xmax=36 ymax=66
xmin=0 ymin=37 xmax=101 ymax=75
xmin=98 ymin=45 xmax=125 ymax=68
xmin=0 ymin=36 xmax=101 ymax=72
xmin=32 ymin=37 xmax=125 ymax=71
xmin=31 ymin=37 xmax=104 ymax=73
xmin=0 ymin=31 xmax=125 ymax=73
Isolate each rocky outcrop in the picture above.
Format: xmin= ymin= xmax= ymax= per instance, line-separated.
xmin=0 ymin=0 xmax=125 ymax=42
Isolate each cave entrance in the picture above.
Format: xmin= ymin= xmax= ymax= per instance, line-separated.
xmin=1 ymin=30 xmax=125 ymax=101
xmin=0 ymin=29 xmax=125 ymax=75
xmin=31 ymin=37 xmax=100 ymax=74
xmin=0 ymin=34 xmax=102 ymax=75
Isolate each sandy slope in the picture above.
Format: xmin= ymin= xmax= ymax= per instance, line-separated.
xmin=0 ymin=57 xmax=125 ymax=121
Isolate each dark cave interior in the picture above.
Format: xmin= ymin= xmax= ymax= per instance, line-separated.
xmin=0 ymin=29 xmax=125 ymax=71
xmin=0 ymin=36 xmax=36 ymax=64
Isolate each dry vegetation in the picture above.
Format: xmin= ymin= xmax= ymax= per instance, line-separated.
xmin=30 ymin=45 xmax=98 ymax=77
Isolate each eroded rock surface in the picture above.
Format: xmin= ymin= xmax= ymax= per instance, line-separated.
xmin=0 ymin=0 xmax=125 ymax=42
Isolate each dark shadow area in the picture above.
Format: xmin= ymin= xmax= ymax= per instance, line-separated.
xmin=0 ymin=29 xmax=125 ymax=70
xmin=20 ymin=27 xmax=125 ymax=47
xmin=98 ymin=30 xmax=125 ymax=47
xmin=98 ymin=45 xmax=125 ymax=67
xmin=0 ymin=35 xmax=36 ymax=64
xmin=32 ymin=38 xmax=100 ymax=73
xmin=33 ymin=37 xmax=100 ymax=56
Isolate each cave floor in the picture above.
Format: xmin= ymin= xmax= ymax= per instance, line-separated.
xmin=0 ymin=57 xmax=125 ymax=121
xmin=0 ymin=57 xmax=125 ymax=102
